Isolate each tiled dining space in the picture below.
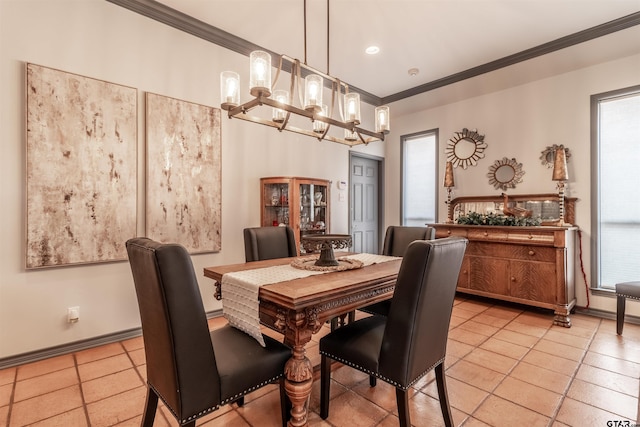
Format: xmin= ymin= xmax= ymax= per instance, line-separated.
xmin=1 ymin=296 xmax=638 ymax=427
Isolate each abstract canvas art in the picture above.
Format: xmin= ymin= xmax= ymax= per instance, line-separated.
xmin=26 ymin=63 xmax=137 ymax=268
xmin=145 ymin=93 xmax=221 ymax=253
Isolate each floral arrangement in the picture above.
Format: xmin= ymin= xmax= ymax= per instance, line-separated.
xmin=456 ymin=212 xmax=541 ymax=227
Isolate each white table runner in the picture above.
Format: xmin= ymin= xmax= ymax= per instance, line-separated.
xmin=222 ymin=253 xmax=400 ymax=346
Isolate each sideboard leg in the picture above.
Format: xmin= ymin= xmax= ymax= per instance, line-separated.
xmin=553 ymin=312 xmax=571 ymax=328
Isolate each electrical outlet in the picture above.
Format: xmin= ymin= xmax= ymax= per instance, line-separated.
xmin=67 ymin=306 xmax=80 ymax=323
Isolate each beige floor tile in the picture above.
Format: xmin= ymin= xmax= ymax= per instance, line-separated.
xmin=543 ymin=329 xmax=592 ymax=349
xmin=9 ymin=385 xmax=83 ymax=426
xmin=556 ymin=397 xmax=634 ymax=426
xmin=308 ymin=378 xmax=348 ymax=413
xmin=406 ymin=391 xmax=455 ymax=427
xmin=15 ymin=354 xmax=74 ymax=381
xmin=567 ymin=378 xmax=638 ymax=420
xmin=449 ymin=315 xmax=468 ymax=329
xmin=351 ymin=376 xmax=398 ymax=412
xmin=462 ymin=348 xmax=518 ymax=375
xmin=424 ymin=377 xmax=488 ymax=415
xmin=28 ymin=407 xmax=88 ymax=427
xmin=0 ymin=406 xmax=8 ymax=426
xmin=575 ymin=364 xmax=639 ymax=397
xmin=237 ymin=388 xmax=287 ymax=427
xmin=493 ymin=376 xmax=562 ymax=417
xmin=479 ymin=337 xmax=529 ymax=360
xmin=462 ymin=417 xmax=493 ymax=427
xmin=446 ymin=359 xmax=505 ymax=392
xmin=582 ymin=351 xmax=640 ymax=378
xmin=75 ymin=342 xmax=125 ymax=365
xmin=0 ymin=368 xmax=16 ymax=386
xmin=77 ymin=353 xmax=134 ymax=382
xmin=509 ymin=362 xmax=572 ymax=394
xmin=86 ymin=386 xmax=147 ymax=427
xmin=449 ymin=328 xmax=490 ymax=347
xmin=128 ymin=347 xmax=146 ymax=366
xmin=472 ymin=395 xmax=550 ymax=427
xmin=121 ymin=336 xmax=144 ymax=352
xmin=470 ymin=313 xmax=512 ymax=329
xmin=447 ymin=339 xmax=475 ymax=360
xmin=492 ymin=329 xmax=540 ymax=348
xmin=532 ymin=338 xmax=586 ymax=362
xmin=199 ymin=409 xmax=251 ymax=426
xmin=451 ymin=307 xmax=482 ymax=320
xmin=330 ymin=364 xmax=370 ymax=389
xmin=457 ymin=320 xmax=500 ymax=337
xmin=456 ymin=300 xmax=493 ymax=313
xmin=504 ymin=321 xmax=549 ymax=338
xmin=482 ymin=305 xmax=523 ymax=320
xmin=550 ymin=323 xmax=597 ymax=339
xmin=13 ymin=366 xmax=78 ymax=402
xmin=521 ymin=349 xmax=580 ymax=376
xmin=0 ymin=383 xmax=12 ymax=407
xmin=321 ymin=390 xmax=387 ymax=427
xmin=82 ymin=368 xmax=144 ymax=403
xmin=589 ymin=334 xmax=640 ymax=364
xmin=513 ymin=312 xmax=554 ymax=328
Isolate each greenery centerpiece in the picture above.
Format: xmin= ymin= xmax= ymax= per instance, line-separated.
xmin=456 ymin=212 xmax=541 ymax=226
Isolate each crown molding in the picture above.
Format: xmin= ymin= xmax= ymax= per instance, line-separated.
xmin=107 ymin=0 xmax=640 ymax=106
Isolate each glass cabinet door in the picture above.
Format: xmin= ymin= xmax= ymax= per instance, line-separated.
xmin=299 ymin=183 xmax=327 ymax=234
xmin=262 ymin=181 xmax=290 ymax=226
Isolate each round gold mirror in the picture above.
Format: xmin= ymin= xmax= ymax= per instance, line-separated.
xmin=445 ymin=128 xmax=488 ymax=169
xmin=487 ymin=157 xmax=525 ymax=190
xmin=540 ymin=144 xmax=571 ymax=168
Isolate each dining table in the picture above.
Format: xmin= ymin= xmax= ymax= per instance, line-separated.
xmin=203 ymin=252 xmax=402 ymax=427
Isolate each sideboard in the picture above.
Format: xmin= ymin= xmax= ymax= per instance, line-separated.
xmin=429 ymin=193 xmax=578 ymax=327
xmin=430 ymin=223 xmax=577 ymax=327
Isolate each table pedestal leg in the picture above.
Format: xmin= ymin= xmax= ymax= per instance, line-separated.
xmin=284 ymin=345 xmax=313 ymax=427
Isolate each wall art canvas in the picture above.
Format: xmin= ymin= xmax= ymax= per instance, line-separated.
xmin=26 ymin=63 xmax=137 ymax=268
xmin=145 ymin=93 xmax=221 ymax=253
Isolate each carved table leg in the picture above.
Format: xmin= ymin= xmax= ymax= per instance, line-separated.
xmin=284 ymin=344 xmax=313 ymax=427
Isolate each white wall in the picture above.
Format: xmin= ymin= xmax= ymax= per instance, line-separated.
xmin=0 ymin=0 xmax=380 ymax=359
xmin=385 ymin=52 xmax=640 ymax=317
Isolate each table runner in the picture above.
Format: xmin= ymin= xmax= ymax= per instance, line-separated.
xmin=222 ymin=253 xmax=400 ymax=346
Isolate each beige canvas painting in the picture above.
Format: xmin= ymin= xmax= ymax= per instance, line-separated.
xmin=145 ymin=93 xmax=221 ymax=253
xmin=26 ymin=63 xmax=137 ymax=268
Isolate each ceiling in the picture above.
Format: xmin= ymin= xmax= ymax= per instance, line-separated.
xmin=113 ymin=0 xmax=640 ymax=105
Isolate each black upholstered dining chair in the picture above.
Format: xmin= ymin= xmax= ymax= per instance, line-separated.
xmin=243 ymin=226 xmax=298 ymax=262
xmin=125 ymin=238 xmax=292 ymax=427
xmin=359 ymin=225 xmax=435 ymax=316
xmin=319 ymin=237 xmax=468 ymax=427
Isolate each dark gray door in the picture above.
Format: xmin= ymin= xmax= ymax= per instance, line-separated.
xmin=350 ymin=154 xmax=381 ymax=254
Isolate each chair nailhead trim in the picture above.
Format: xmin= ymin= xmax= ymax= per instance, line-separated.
xmin=151 ymin=374 xmax=284 ymax=424
xmin=617 ymin=293 xmax=640 ymax=301
xmin=320 ymin=351 xmax=444 ymax=390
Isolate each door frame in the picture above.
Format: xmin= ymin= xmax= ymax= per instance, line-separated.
xmin=348 ymin=151 xmax=385 ymax=254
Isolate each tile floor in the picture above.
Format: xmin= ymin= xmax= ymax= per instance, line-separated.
xmin=1 ymin=296 xmax=639 ymax=426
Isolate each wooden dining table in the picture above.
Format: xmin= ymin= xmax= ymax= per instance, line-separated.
xmin=203 ymin=254 xmax=402 ymax=427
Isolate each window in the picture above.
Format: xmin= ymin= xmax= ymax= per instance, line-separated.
xmin=591 ymin=85 xmax=640 ymax=289
xmin=401 ymin=130 xmax=438 ymax=226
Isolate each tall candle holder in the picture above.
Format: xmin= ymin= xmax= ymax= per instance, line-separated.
xmin=444 ymin=161 xmax=455 ymax=223
xmin=552 ymin=146 xmax=570 ymax=225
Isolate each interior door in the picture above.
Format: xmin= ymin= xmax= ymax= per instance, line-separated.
xmin=350 ymin=154 xmax=381 ymax=254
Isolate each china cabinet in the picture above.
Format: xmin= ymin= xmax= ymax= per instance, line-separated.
xmin=430 ymin=193 xmax=578 ymax=327
xmin=260 ymin=177 xmax=330 ymax=253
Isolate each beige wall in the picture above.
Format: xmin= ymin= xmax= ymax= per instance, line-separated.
xmin=1 ymin=0 xmax=638 ymax=360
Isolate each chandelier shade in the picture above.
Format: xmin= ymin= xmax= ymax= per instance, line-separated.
xmin=220 ymin=54 xmax=390 ymax=146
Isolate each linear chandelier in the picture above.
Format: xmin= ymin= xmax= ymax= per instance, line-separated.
xmin=219 ymin=2 xmax=390 ymax=147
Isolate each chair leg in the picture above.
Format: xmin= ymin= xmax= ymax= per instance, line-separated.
xmin=141 ymin=386 xmax=158 ymax=427
xmin=320 ymin=355 xmax=332 ymax=419
xmin=369 ymin=375 xmax=377 ymax=387
xmin=435 ymin=363 xmax=454 ymax=427
xmin=617 ymin=295 xmax=626 ymax=335
xmin=279 ymin=377 xmax=290 ymax=427
xmin=395 ymin=388 xmax=411 ymax=427
xmin=235 ymin=396 xmax=245 ymax=407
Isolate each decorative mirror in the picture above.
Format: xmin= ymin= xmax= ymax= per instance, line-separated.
xmin=487 ymin=157 xmax=525 ymax=190
xmin=445 ymin=128 xmax=488 ymax=169
xmin=540 ymin=144 xmax=571 ymax=168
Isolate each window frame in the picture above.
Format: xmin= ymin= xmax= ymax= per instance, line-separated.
xmin=590 ymin=84 xmax=640 ymax=290
xmin=400 ymin=129 xmax=439 ymax=226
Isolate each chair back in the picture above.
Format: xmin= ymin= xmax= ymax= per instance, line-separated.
xmin=379 ymin=237 xmax=467 ymax=387
xmin=126 ymin=238 xmax=220 ymax=420
xmin=244 ymin=226 xmax=298 ymax=262
xmin=382 ymin=226 xmax=435 ymax=257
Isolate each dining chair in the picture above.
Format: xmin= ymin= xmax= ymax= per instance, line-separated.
xmin=243 ymin=226 xmax=298 ymax=262
xmin=359 ymin=225 xmax=435 ymax=316
xmin=319 ymin=237 xmax=468 ymax=427
xmin=125 ymin=237 xmax=292 ymax=427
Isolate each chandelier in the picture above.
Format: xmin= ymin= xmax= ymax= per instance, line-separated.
xmin=219 ymin=1 xmax=390 ymax=146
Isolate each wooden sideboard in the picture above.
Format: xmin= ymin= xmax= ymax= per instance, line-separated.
xmin=430 ymin=223 xmax=577 ymax=327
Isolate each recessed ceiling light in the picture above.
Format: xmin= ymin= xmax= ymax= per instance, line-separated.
xmin=408 ymin=68 xmax=419 ymax=76
xmin=365 ymin=46 xmax=380 ymax=55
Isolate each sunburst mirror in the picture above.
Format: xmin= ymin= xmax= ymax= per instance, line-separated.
xmin=487 ymin=157 xmax=525 ymax=191
xmin=445 ymin=128 xmax=488 ymax=169
xmin=540 ymin=144 xmax=571 ymax=168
